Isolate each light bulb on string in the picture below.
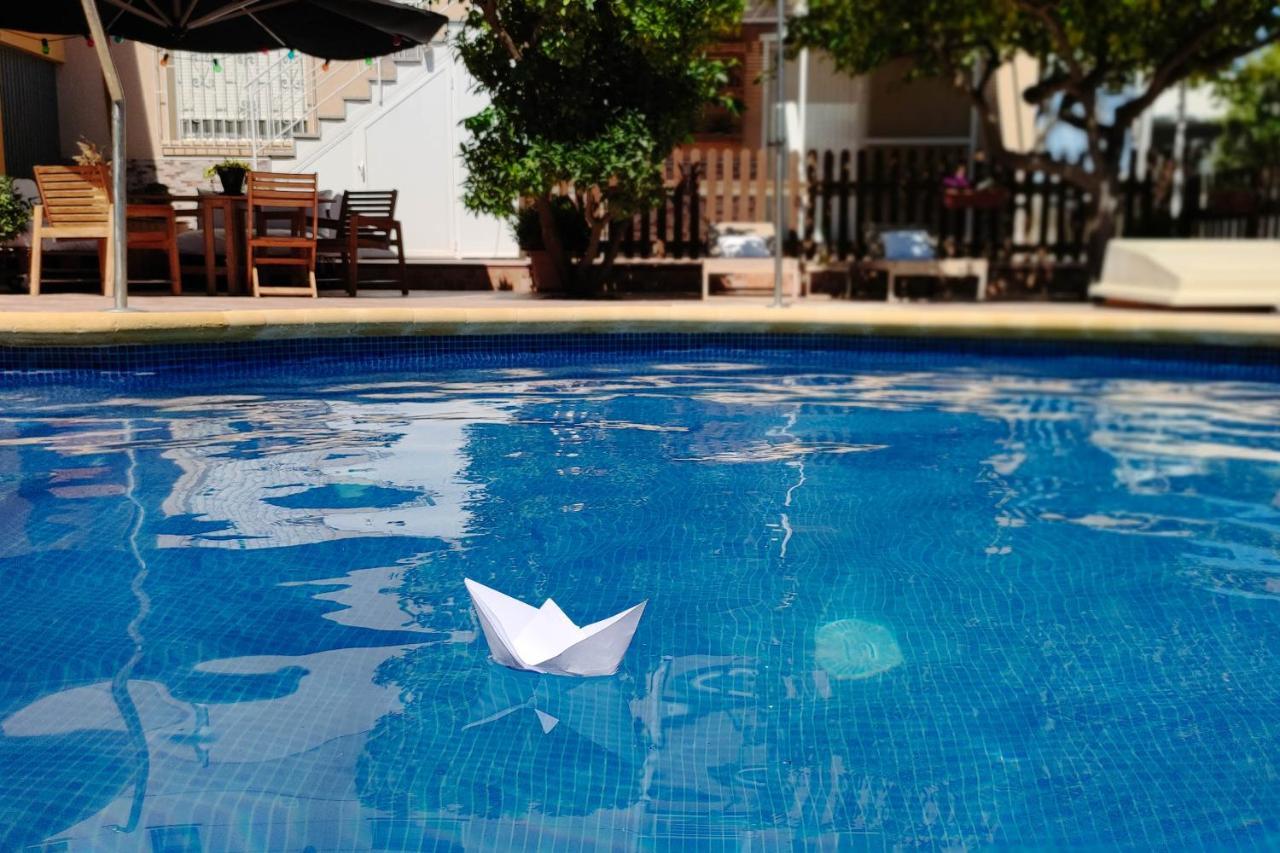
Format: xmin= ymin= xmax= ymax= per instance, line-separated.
xmin=160 ymin=52 xmax=170 ymax=67
xmin=41 ymin=38 xmax=49 ymax=55
xmin=364 ymin=57 xmax=373 ymax=66
xmin=322 ymin=59 xmax=331 ymax=72
xmin=212 ymin=57 xmax=222 ymax=73
xmin=85 ymin=36 xmax=95 ymax=47
xmin=392 ymin=35 xmax=403 ymax=48
xmin=112 ymin=35 xmax=123 ymax=44
xmin=287 ymin=48 xmax=296 ymax=60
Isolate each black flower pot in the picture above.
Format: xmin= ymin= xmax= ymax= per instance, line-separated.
xmin=215 ymin=166 xmax=246 ymax=196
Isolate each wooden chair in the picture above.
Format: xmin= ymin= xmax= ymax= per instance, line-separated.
xmin=29 ymin=165 xmax=114 ymax=296
xmin=246 ymin=171 xmax=319 ymax=298
xmin=124 ymin=202 xmax=183 ymax=295
xmin=30 ymin=167 xmax=183 ymax=296
xmin=317 ymin=190 xmax=407 ymax=296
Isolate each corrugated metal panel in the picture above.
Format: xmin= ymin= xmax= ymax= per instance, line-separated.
xmin=0 ymin=46 xmax=62 ymax=179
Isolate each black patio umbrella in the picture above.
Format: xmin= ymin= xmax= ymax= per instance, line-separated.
xmin=0 ymin=0 xmax=448 ymax=310
xmin=1 ymin=0 xmax=447 ymax=61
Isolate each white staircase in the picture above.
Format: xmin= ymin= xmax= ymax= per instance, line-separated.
xmin=238 ymin=35 xmax=516 ymax=259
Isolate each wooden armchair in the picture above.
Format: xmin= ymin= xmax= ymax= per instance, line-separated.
xmin=317 ymin=190 xmax=407 ymax=296
xmin=29 ymin=166 xmax=183 ymax=295
xmin=29 ymin=165 xmax=113 ymax=296
xmin=246 ymin=171 xmax=319 ymax=298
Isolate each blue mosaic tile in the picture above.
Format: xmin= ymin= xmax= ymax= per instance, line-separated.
xmin=2 ymin=332 xmax=1279 ymax=385
xmin=0 ymin=336 xmax=1278 ymax=850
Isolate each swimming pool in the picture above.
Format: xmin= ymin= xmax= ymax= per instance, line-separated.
xmin=2 ymin=336 xmax=1279 ymax=850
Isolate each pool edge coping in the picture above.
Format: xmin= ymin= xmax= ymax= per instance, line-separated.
xmin=3 ymin=304 xmax=1280 ymax=349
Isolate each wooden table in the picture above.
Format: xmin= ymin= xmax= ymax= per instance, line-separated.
xmin=197 ymin=193 xmax=249 ymax=295
xmin=161 ymin=193 xmax=248 ymax=295
xmin=701 ymin=257 xmax=803 ymax=299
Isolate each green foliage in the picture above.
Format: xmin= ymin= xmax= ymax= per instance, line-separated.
xmin=514 ymin=197 xmax=588 ymax=252
xmin=0 ymin=176 xmax=31 ymax=243
xmin=457 ymin=0 xmax=739 ymax=272
xmin=1214 ymin=45 xmax=1280 ymax=172
xmin=789 ymin=0 xmax=1279 ymax=174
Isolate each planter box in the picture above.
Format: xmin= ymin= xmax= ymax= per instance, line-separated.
xmin=942 ymin=188 xmax=1008 ymax=210
xmin=527 ymin=250 xmax=563 ymax=294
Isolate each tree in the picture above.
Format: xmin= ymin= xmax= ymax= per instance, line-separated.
xmin=1214 ymin=45 xmax=1280 ymax=173
xmin=788 ymin=0 xmax=1280 ymax=274
xmin=457 ymin=0 xmax=739 ymax=293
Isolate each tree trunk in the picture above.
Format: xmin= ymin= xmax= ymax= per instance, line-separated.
xmin=1083 ymin=174 xmax=1119 ymax=283
xmin=534 ymin=193 xmax=572 ymax=291
xmin=572 ymin=213 xmax=608 ymax=296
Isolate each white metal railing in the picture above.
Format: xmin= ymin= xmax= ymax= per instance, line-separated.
xmin=243 ymin=34 xmax=448 ymax=165
xmin=168 ymin=50 xmax=315 ymax=145
xmin=160 ymin=4 xmax=456 ymax=159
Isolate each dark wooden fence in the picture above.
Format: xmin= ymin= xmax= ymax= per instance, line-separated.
xmin=613 ymin=145 xmax=1280 ymax=263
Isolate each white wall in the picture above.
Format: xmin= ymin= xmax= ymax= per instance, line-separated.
xmin=287 ymin=35 xmax=517 ymax=260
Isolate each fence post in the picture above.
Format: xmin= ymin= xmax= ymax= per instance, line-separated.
xmin=672 ymin=154 xmax=686 ymax=259
xmin=689 ymin=150 xmax=702 ymax=258
xmin=836 ymin=150 xmax=851 ymax=260
xmin=1179 ymin=170 xmax=1201 ymax=237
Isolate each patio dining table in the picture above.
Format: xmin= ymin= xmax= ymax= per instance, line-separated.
xmin=156 ymin=193 xmax=247 ymax=295
xmin=167 ymin=192 xmax=338 ymax=295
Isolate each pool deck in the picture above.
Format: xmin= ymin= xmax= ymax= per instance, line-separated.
xmin=2 ymin=291 xmax=1279 ymax=348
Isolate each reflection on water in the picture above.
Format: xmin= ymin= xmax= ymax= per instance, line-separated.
xmin=1 ymin=353 xmax=1279 ymax=849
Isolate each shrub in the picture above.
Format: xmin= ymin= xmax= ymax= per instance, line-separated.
xmin=0 ymin=176 xmax=31 ymax=243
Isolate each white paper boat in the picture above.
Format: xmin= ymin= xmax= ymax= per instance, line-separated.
xmin=464 ymin=578 xmax=646 ymax=677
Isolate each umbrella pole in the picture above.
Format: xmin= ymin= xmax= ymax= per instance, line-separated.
xmin=79 ymin=0 xmax=130 ymax=312
xmin=770 ymin=0 xmax=786 ymax=309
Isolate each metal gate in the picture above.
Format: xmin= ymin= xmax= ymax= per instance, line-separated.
xmin=0 ymin=46 xmax=61 ymax=179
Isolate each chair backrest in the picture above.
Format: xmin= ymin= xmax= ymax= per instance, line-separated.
xmin=33 ymin=165 xmax=111 ymax=228
xmin=246 ymin=171 xmax=318 ymax=237
xmin=336 ymin=190 xmax=398 ymax=236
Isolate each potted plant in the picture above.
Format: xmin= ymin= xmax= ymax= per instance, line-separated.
xmin=514 ymin=197 xmax=589 ymax=293
xmin=0 ymin=176 xmax=31 ymax=245
xmin=0 ymin=175 xmax=31 ymax=291
xmin=72 ymin=136 xmax=107 ymax=167
xmin=204 ymin=159 xmax=251 ymax=195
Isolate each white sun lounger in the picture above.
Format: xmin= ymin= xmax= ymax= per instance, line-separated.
xmin=1090 ymin=239 xmax=1280 ymax=308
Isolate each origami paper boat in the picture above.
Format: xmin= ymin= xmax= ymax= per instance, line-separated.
xmin=464 ymin=579 xmax=646 ymax=677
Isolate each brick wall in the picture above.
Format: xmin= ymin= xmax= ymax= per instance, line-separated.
xmin=127 ymin=157 xmax=221 ymax=195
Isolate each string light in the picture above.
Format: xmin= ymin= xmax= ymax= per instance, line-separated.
xmin=160 ymin=52 xmax=170 ymax=67
xmin=321 ymin=59 xmax=331 ymax=72
xmin=40 ymin=38 xmax=49 ymax=55
xmin=112 ymin=35 xmax=124 ymax=44
xmin=85 ymin=36 xmax=95 ymax=47
xmin=287 ymin=48 xmax=296 ymax=60
xmin=364 ymin=57 xmax=373 ymax=66
xmin=392 ymin=35 xmax=403 ymax=48
xmin=212 ymin=57 xmax=222 ymax=73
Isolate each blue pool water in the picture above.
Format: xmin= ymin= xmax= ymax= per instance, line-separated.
xmin=2 ymin=338 xmax=1280 ymax=851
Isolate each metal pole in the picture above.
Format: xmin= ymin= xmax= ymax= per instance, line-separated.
xmin=796 ymin=46 xmax=809 ymax=243
xmin=80 ymin=0 xmax=130 ymax=311
xmin=771 ymin=0 xmax=786 ymax=308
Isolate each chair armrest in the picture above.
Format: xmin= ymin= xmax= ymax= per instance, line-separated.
xmin=350 ymin=214 xmax=399 ymax=230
